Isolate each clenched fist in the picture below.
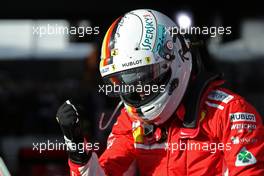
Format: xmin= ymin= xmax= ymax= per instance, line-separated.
xmin=56 ymin=100 xmax=91 ymax=164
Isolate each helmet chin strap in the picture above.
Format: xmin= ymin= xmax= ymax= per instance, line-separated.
xmin=99 ymin=101 xmax=123 ymax=130
xmin=99 ymin=99 xmax=155 ymax=131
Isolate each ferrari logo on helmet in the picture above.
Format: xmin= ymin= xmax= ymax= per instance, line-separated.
xmin=112 ymin=64 xmax=116 ymax=71
xmin=111 ymin=49 xmax=118 ymax=56
xmin=145 ymin=56 xmax=151 ymax=64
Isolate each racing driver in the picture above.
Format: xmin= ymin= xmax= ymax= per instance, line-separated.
xmin=56 ymin=9 xmax=264 ymax=175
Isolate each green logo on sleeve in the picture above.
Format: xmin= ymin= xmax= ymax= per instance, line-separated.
xmin=235 ymin=147 xmax=257 ymax=166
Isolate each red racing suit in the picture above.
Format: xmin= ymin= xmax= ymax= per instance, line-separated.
xmin=69 ymin=80 xmax=264 ymax=175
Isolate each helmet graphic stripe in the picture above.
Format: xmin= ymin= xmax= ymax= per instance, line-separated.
xmin=101 ymin=17 xmax=122 ymax=66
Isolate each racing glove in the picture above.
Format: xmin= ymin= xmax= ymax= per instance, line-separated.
xmin=56 ymin=100 xmax=91 ymax=164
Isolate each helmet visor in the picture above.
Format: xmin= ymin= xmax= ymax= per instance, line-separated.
xmin=103 ymin=63 xmax=171 ymax=107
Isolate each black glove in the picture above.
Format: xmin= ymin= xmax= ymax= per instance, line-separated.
xmin=56 ymin=100 xmax=91 ymax=164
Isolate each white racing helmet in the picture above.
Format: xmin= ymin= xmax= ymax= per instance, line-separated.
xmin=99 ymin=9 xmax=192 ymax=125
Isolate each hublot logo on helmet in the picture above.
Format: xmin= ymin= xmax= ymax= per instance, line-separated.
xmin=122 ymin=60 xmax=142 ymax=67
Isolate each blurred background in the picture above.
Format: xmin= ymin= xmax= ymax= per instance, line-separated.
xmin=0 ymin=0 xmax=263 ymax=175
